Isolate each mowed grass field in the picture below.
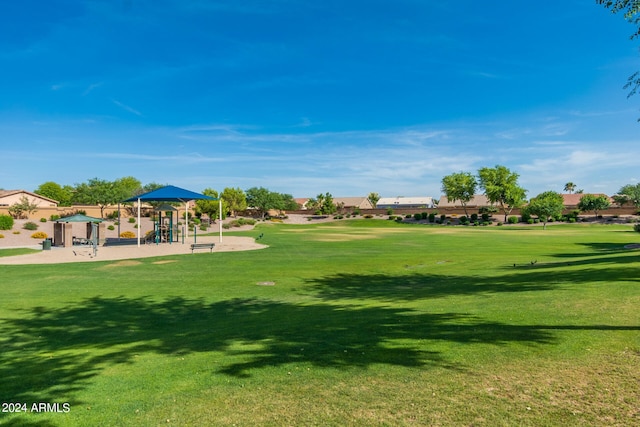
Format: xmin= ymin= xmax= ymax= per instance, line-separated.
xmin=1 ymin=220 xmax=639 ymax=426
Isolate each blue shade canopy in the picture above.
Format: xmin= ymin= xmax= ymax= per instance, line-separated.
xmin=123 ymin=185 xmax=216 ymax=202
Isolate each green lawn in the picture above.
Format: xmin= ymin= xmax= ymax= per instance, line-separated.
xmin=1 ymin=220 xmax=639 ymax=426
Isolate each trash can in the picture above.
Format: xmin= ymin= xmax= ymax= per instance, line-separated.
xmin=42 ymin=239 xmax=52 ymax=250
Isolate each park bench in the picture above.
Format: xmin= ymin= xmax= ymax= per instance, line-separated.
xmin=103 ymin=238 xmax=139 ymax=246
xmin=190 ymin=243 xmax=215 ymax=253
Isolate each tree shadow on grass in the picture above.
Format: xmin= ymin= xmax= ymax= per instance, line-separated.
xmin=304 ymin=267 xmax=578 ymax=302
xmin=1 ymin=296 xmax=556 ymax=409
xmin=519 ymin=250 xmax=640 ymax=281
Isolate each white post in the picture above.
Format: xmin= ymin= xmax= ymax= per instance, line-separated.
xmin=137 ymin=197 xmax=141 ymax=247
xmin=184 ymin=201 xmax=189 ymax=242
xmin=219 ymin=198 xmax=223 ymax=243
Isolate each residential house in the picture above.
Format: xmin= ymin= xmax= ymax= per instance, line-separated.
xmin=437 ymin=195 xmax=494 ymax=208
xmin=0 ymin=190 xmax=58 ymax=207
xmin=333 ymin=197 xmax=374 ymax=210
xmin=376 ymin=196 xmax=436 ymax=209
xmin=560 ymin=193 xmax=611 ymax=208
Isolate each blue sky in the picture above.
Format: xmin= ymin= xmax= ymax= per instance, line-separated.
xmin=1 ymin=0 xmax=638 ymax=198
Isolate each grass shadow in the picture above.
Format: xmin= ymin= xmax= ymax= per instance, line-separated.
xmin=304 ymin=272 xmax=558 ymax=301
xmin=1 ymin=295 xmax=557 ymax=407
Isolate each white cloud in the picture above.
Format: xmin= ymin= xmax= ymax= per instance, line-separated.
xmin=111 ymin=99 xmax=143 ymax=116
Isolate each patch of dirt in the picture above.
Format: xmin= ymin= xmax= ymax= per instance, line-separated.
xmin=99 ymin=260 xmax=143 ymax=268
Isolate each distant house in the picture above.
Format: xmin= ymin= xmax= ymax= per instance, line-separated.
xmin=333 ymin=197 xmax=374 ymax=210
xmin=560 ymin=193 xmax=611 ymax=208
xmin=437 ymin=195 xmax=494 ymax=208
xmin=376 ymin=196 xmax=435 ymax=209
xmin=0 ymin=190 xmax=58 ymax=207
xmin=294 ymin=198 xmax=310 ymax=209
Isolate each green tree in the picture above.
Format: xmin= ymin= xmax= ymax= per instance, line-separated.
xmin=320 ymin=192 xmax=337 ymax=215
xmin=308 ymin=192 xmax=337 ymax=215
xmin=616 ymin=183 xmax=640 ymax=207
xmin=34 ymin=181 xmax=73 ymax=206
xmin=577 ymin=194 xmax=611 ymax=218
xmin=597 ymin=0 xmax=640 ymax=117
xmin=195 ymin=188 xmax=225 ymax=222
xmin=221 ymin=187 xmax=247 ymax=217
xmin=113 ymin=176 xmax=142 ymax=201
xmin=245 ymin=187 xmax=285 ymax=219
xmin=441 ymin=172 xmax=477 ymax=217
xmin=281 ymin=193 xmax=300 ymax=211
xmin=367 ymin=192 xmax=381 ymax=208
xmin=563 ymin=182 xmax=577 ymax=194
xmin=477 ymin=165 xmax=527 ymax=222
xmin=72 ymin=178 xmax=122 ymax=218
xmin=526 ymin=191 xmax=564 ymax=230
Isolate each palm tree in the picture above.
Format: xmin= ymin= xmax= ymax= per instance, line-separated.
xmin=564 ymin=182 xmax=577 ymax=194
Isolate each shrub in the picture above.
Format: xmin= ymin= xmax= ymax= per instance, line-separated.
xmin=428 ymin=213 xmax=436 ymax=222
xmin=405 ymin=214 xmax=412 ymax=219
xmin=50 ymin=214 xmax=60 ymax=221
xmin=13 ymin=231 xmax=20 ymax=234
xmin=633 ymin=223 xmax=640 ymax=233
xmin=527 ymin=219 xmax=534 ymax=224
xmin=568 ymin=217 xmax=576 ymax=223
xmin=23 ymin=222 xmax=39 ymax=231
xmin=481 ymin=213 xmax=490 ymax=221
xmin=388 ymin=215 xmax=396 ymax=220
xmin=0 ymin=234 xmax=4 ymax=238
xmin=364 ymin=214 xmax=373 ymax=219
xmin=497 ymin=222 xmax=503 ymax=226
xmin=470 ymin=213 xmax=478 ymax=222
xmin=120 ymin=231 xmax=136 ymax=238
xmin=40 ymin=217 xmax=47 ymax=223
xmin=440 ymin=214 xmax=447 ymax=222
xmin=200 ymin=225 xmax=207 ymax=231
xmin=421 ymin=212 xmax=428 ymax=220
xmin=0 ymin=214 xmax=14 ymax=230
xmin=128 ymin=217 xmax=136 ymax=223
xmin=31 ymin=231 xmax=48 ymax=239
xmin=107 ymin=225 xmax=115 ymax=231
xmin=507 ymin=216 xmax=518 ymax=224
xmin=413 ymin=213 xmax=422 ymax=221
xmin=459 ymin=216 xmax=468 ymax=225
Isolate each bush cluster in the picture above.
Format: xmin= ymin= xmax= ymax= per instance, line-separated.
xmin=0 ymin=214 xmax=14 ymax=230
xmin=226 ymin=218 xmax=257 ymax=228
